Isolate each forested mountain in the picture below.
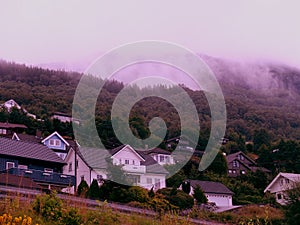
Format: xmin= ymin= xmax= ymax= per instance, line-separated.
xmin=0 ymin=58 xmax=299 ymax=143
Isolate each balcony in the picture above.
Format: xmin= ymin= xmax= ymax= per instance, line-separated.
xmin=2 ymin=168 xmax=75 ymax=187
xmin=123 ymin=164 xmax=146 ymax=173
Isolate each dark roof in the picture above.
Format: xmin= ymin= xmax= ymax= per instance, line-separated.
xmin=0 ymin=173 xmax=41 ymax=189
xmin=226 ymin=151 xmax=256 ymax=164
xmin=13 ymin=133 xmax=43 ymax=144
xmin=0 ymin=122 xmax=27 ymax=129
xmin=52 ymin=112 xmax=71 ymax=117
xmin=189 ymin=180 xmax=233 ymax=195
xmin=0 ymin=137 xmax=65 ymax=164
xmin=109 ymin=145 xmax=126 ymax=156
xmin=142 ymin=148 xmax=171 ymax=155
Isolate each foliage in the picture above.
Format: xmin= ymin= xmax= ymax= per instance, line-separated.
xmin=193 ymin=186 xmax=208 ymax=204
xmin=87 ymin=179 xmax=100 ymax=199
xmin=181 ymin=181 xmax=191 ymax=194
xmin=285 ymin=182 xmax=300 ymax=225
xmin=157 ymin=188 xmax=194 ymax=209
xmin=32 ymin=192 xmax=62 ymax=221
xmin=61 ymin=208 xmax=82 ymax=225
xmin=77 ymin=179 xmax=89 ymax=197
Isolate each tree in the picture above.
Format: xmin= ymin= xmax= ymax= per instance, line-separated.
xmin=88 ymin=179 xmax=100 ymax=199
xmin=77 ymin=180 xmax=89 ymax=197
xmin=181 ymin=181 xmax=191 ymax=194
xmin=253 ymin=129 xmax=271 ymax=152
xmin=193 ymin=186 xmax=208 ymax=204
xmin=285 ymin=182 xmax=300 ymax=225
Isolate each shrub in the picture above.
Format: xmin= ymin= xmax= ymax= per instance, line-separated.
xmin=157 ymin=188 xmax=194 ymax=209
xmin=32 ymin=192 xmax=62 ymax=221
xmin=126 ymin=186 xmax=150 ymax=203
xmin=61 ymin=208 xmax=82 ymax=225
xmin=193 ymin=185 xmax=207 ymax=204
xmin=77 ymin=179 xmax=89 ymax=197
xmin=88 ymin=179 xmax=100 ymax=199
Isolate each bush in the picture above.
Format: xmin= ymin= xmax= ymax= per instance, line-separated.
xmin=32 ymin=192 xmax=62 ymax=221
xmin=77 ymin=180 xmax=89 ymax=197
xmin=126 ymin=186 xmax=150 ymax=203
xmin=62 ymin=208 xmax=82 ymax=225
xmin=193 ymin=186 xmax=208 ymax=204
xmin=157 ymin=188 xmax=194 ymax=209
xmin=88 ymin=179 xmax=100 ymax=199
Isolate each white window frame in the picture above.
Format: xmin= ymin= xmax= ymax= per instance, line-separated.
xmin=6 ymin=162 xmax=15 ymax=170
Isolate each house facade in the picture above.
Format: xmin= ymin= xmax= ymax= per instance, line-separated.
xmin=226 ymin=151 xmax=270 ymax=177
xmin=63 ymin=144 xmax=169 ymax=193
xmin=181 ymin=180 xmax=233 ymax=207
xmin=0 ymin=137 xmax=75 ymax=190
xmin=264 ymin=172 xmax=300 ymax=205
xmin=143 ymin=148 xmax=175 ymax=165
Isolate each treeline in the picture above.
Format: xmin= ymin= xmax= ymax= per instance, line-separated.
xmin=0 ymin=60 xmax=299 ymax=142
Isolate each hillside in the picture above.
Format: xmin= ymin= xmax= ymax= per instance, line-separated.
xmin=0 ymin=58 xmax=299 ymax=142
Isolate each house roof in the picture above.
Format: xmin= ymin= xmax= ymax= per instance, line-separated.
xmin=189 ymin=180 xmax=234 ymax=195
xmin=41 ymin=131 xmax=70 ymax=146
xmin=12 ymin=133 xmax=42 ymax=144
xmin=226 ymin=151 xmax=256 ymax=164
xmin=264 ymin=172 xmax=300 ymax=193
xmin=142 ymin=148 xmax=172 ymax=155
xmin=52 ymin=112 xmax=71 ymax=117
xmin=0 ymin=137 xmax=65 ymax=164
xmin=0 ymin=122 xmax=27 ymax=129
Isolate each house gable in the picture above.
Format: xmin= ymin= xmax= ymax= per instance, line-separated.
xmin=42 ymin=131 xmax=69 ymax=151
xmin=111 ymin=145 xmax=145 ymax=166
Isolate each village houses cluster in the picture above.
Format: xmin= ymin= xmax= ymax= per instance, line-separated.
xmin=0 ymin=99 xmax=299 ymax=208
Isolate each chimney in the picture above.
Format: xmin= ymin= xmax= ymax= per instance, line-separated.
xmin=36 ymin=130 xmax=42 ymax=139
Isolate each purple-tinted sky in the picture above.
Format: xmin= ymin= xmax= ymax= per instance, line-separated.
xmin=1 ymin=0 xmax=300 ymax=70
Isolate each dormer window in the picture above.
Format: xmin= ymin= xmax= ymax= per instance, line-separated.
xmin=49 ymin=139 xmax=61 ymax=147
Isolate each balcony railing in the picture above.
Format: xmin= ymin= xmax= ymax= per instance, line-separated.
xmin=2 ymin=168 xmax=75 ymax=187
xmin=123 ymin=164 xmax=146 ymax=173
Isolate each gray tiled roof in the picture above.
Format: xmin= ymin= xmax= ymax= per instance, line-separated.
xmin=0 ymin=137 xmax=65 ymax=164
xmin=189 ymin=180 xmax=233 ymax=195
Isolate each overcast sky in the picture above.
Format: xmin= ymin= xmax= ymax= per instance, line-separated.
xmin=1 ymin=0 xmax=300 ymax=70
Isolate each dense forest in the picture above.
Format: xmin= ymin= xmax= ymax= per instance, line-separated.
xmin=0 ymin=59 xmax=299 ymax=141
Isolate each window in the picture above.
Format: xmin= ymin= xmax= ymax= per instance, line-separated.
xmin=241 ymin=170 xmax=246 ymax=175
xmin=228 ymin=170 xmax=232 ymax=173
xmin=49 ymin=139 xmax=61 ymax=146
xmin=280 ymin=179 xmax=284 ymax=186
xmin=154 ymin=178 xmax=160 ymax=189
xmin=277 ymin=193 xmax=282 ymax=200
xmin=160 ymin=155 xmax=165 ymax=162
xmin=0 ymin=129 xmax=7 ymax=135
xmin=81 ymin=175 xmax=84 ymax=181
xmin=44 ymin=168 xmax=53 ymax=173
xmin=232 ymin=170 xmax=236 ymax=174
xmin=68 ymin=163 xmax=72 ymax=172
xmin=147 ymin=178 xmax=152 ymax=184
xmin=238 ymin=154 xmax=244 ymax=160
xmin=97 ymin=175 xmax=103 ymax=182
xmin=286 ymin=179 xmax=290 ymax=184
xmin=6 ymin=162 xmax=15 ymax=170
xmin=233 ymin=160 xmax=239 ymax=167
xmin=125 ymin=159 xmax=130 ymax=165
xmin=132 ymin=160 xmax=135 ymax=165
xmin=128 ymin=175 xmax=140 ymax=185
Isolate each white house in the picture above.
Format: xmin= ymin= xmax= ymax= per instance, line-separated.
xmin=143 ymin=148 xmax=175 ymax=165
xmin=1 ymin=99 xmax=36 ymax=119
xmin=181 ymin=180 xmax=234 ymax=207
xmin=63 ymin=144 xmax=169 ymax=193
xmin=264 ymin=172 xmax=300 ymax=205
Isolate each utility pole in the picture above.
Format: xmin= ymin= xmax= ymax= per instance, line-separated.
xmin=74 ymin=139 xmax=78 ymax=193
